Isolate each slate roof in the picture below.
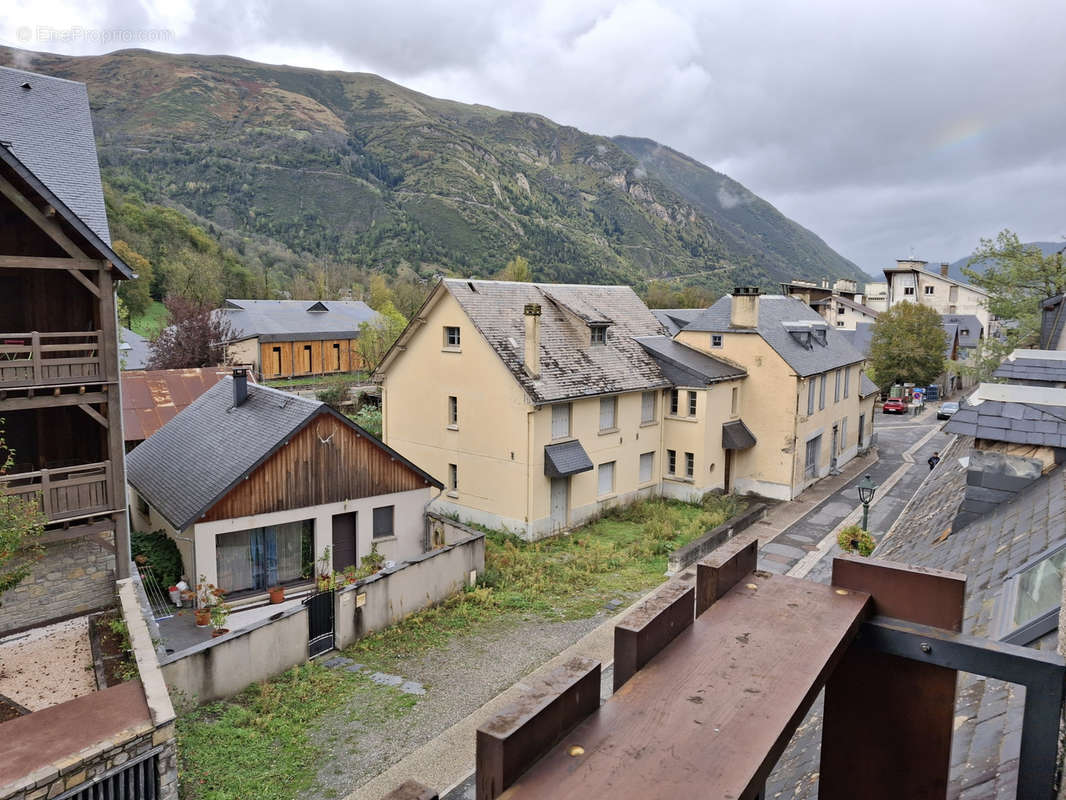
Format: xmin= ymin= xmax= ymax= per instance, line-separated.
xmin=441 ymin=279 xmax=671 ymax=404
xmin=544 ymin=441 xmax=594 ymax=478
xmin=1040 ymin=295 xmax=1066 ymax=350
xmin=941 ymin=314 xmax=983 ymax=348
xmin=942 ymin=322 xmax=959 ymax=358
xmin=121 ymin=367 xmax=240 ymax=444
xmin=859 ymin=373 xmax=880 ymax=398
xmin=993 ymin=353 xmax=1066 ymax=385
xmin=684 ymin=294 xmax=865 ymax=377
xmin=832 ymin=295 xmax=880 ymax=318
xmin=944 ymin=385 xmax=1066 ymax=446
xmin=651 ymin=309 xmax=702 ymax=336
xmin=634 ymin=336 xmax=746 ymax=387
xmin=120 ymin=327 xmax=150 ymax=370
xmin=127 ymin=378 xmax=440 ymax=529
xmin=220 ymin=299 xmax=380 ymax=342
xmin=721 ymin=419 xmax=756 ymax=450
xmin=837 ymin=322 xmax=874 ymax=358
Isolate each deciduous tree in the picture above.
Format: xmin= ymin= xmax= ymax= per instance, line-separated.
xmin=146 ymin=295 xmax=235 ymax=370
xmin=497 ymin=255 xmax=532 ymax=282
xmin=113 ymin=240 xmax=154 ymax=322
xmin=356 ymin=301 xmax=408 ymax=372
xmin=0 ymin=420 xmax=45 ymax=602
xmin=867 ymin=302 xmax=946 ymax=390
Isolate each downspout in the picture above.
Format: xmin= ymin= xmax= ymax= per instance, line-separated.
xmin=790 ymin=374 xmax=800 ymax=499
xmin=526 ymin=406 xmax=534 ymax=537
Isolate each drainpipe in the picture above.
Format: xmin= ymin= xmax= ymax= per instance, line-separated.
xmin=790 ymin=374 xmax=801 ymax=498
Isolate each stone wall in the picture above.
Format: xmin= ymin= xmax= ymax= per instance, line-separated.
xmin=0 ymin=532 xmax=115 ymax=635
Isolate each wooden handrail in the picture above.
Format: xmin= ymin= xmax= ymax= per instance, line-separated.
xmin=0 ymin=461 xmax=112 ymax=521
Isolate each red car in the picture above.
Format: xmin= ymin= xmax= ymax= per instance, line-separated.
xmin=882 ymin=398 xmax=907 ymax=414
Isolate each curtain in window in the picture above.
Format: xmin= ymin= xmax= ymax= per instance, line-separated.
xmin=217 ymin=530 xmax=253 ymax=593
xmin=276 ymin=521 xmax=307 ymax=583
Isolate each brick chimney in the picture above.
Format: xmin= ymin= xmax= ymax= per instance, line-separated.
xmin=232 ymin=367 xmax=249 ymax=406
xmin=940 ymin=263 xmax=950 ymax=277
xmin=730 ymin=287 xmax=761 ymax=328
xmin=524 ymin=303 xmax=541 ymax=378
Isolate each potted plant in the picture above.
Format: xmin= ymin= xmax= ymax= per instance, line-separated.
xmin=210 ymin=601 xmax=231 ymax=637
xmin=192 ymin=575 xmax=225 ymax=627
xmin=837 ymin=524 xmax=877 ymax=557
xmin=269 ymin=585 xmax=285 ymax=604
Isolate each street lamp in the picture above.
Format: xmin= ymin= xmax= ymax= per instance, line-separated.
xmin=857 ymin=474 xmax=877 ymax=532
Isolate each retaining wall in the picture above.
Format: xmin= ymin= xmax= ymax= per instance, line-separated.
xmin=666 ymin=503 xmax=767 ymax=574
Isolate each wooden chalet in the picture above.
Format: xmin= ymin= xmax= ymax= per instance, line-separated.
xmin=0 ymin=68 xmax=135 ymax=633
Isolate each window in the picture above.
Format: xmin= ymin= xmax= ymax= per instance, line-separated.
xmin=804 ymin=436 xmax=821 ymax=479
xmin=731 ymin=386 xmax=739 ymax=416
xmin=843 ymin=368 xmax=850 ymax=399
xmin=711 ymin=334 xmax=723 ymax=348
xmin=688 ymin=391 xmax=697 ymax=416
xmin=834 ymin=370 xmax=841 ymax=403
xmin=444 ymin=326 xmax=461 ymax=348
xmin=807 ymin=379 xmax=816 ymax=416
xmin=641 ymin=391 xmax=656 ymax=423
xmin=903 ymin=286 xmax=915 ymax=296
xmin=961 ymin=328 xmax=970 ymax=337
xmin=136 ymin=492 xmax=149 ymax=516
xmin=599 ymin=396 xmax=617 ymax=431
xmin=590 ymin=325 xmax=607 ymax=346
xmin=836 ymin=320 xmax=845 ymax=327
xmin=448 ymin=463 xmax=458 ymax=491
xmin=949 ymin=286 xmax=959 ymax=303
xmin=551 ymin=403 xmax=571 ymax=439
xmin=949 ymin=304 xmax=957 ymax=313
xmin=840 ymin=417 xmax=847 ymax=451
xmin=272 ymin=346 xmax=282 ymax=375
xmin=303 ymin=344 xmax=313 ymax=373
xmin=669 ymin=389 xmax=679 ymax=415
xmin=598 ymin=461 xmax=615 ymax=496
xmin=997 ymin=543 xmax=1066 ymax=645
xmin=639 ymin=452 xmax=654 ymax=483
xmin=685 ymin=452 xmax=695 ymax=479
xmin=837 ymin=305 xmax=845 ymax=314
xmin=924 ymin=285 xmax=935 ymax=295
xmin=216 ymin=519 xmax=313 ymax=593
xmin=448 ymin=395 xmax=458 ymax=427
xmin=372 ymin=506 xmax=395 ymax=539
xmin=332 ymin=343 xmax=341 ymax=371
xmin=819 ymin=374 xmax=827 ymax=410
xmin=667 ymin=449 xmax=677 ymax=475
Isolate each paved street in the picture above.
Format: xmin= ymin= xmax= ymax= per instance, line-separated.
xmin=759 ymin=409 xmax=953 ymax=583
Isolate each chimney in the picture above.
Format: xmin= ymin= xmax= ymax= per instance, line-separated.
xmin=940 ymin=262 xmax=950 ymax=277
xmin=232 ymin=367 xmax=248 ymax=407
xmin=524 ymin=303 xmax=541 ymax=378
xmin=730 ymin=287 xmax=761 ymax=328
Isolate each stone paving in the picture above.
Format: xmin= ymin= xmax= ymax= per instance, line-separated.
xmin=321 ymin=655 xmax=427 ymax=695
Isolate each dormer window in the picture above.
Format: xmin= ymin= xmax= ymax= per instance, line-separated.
xmin=590 ymin=325 xmax=607 ymax=346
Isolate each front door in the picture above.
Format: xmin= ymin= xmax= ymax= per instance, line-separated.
xmin=724 ymin=450 xmax=733 ymax=494
xmin=805 ymin=435 xmax=821 ymax=480
xmin=858 ymin=414 xmax=865 ymax=448
xmin=550 ymin=477 xmax=569 ymax=531
xmin=830 ymin=424 xmax=839 ymax=471
xmin=332 ymin=512 xmax=357 ymax=573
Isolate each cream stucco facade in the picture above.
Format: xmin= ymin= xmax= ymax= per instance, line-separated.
xmin=885 ymin=260 xmax=993 ymax=335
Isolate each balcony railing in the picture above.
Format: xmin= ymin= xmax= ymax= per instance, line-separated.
xmin=0 ymin=331 xmax=104 ymax=387
xmin=0 ymin=461 xmax=112 ymax=522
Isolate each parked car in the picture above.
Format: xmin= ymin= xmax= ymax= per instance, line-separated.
xmin=937 ymin=401 xmax=960 ymax=420
xmin=882 ymin=398 xmax=907 ymax=414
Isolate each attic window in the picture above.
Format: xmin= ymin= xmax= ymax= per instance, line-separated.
xmin=788 ymin=329 xmax=813 ymax=350
xmin=996 ymin=540 xmax=1066 ymax=646
xmin=307 ymin=301 xmax=329 ymax=312
xmin=961 ymin=329 xmax=970 ymax=337
xmin=590 ymin=325 xmax=607 ymax=346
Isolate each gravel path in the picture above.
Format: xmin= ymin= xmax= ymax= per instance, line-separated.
xmin=307 ymin=611 xmax=609 ymax=799
xmin=0 ymin=616 xmax=95 ymax=710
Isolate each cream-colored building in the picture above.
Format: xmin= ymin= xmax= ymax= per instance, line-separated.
xmin=884 ymin=260 xmax=994 ymax=336
xmin=816 ymin=294 xmax=880 ymax=330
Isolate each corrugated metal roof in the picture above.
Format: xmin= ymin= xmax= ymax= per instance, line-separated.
xmin=121 ymin=367 xmax=239 ymax=443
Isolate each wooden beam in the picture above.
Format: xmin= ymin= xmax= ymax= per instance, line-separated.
xmin=66 ymin=267 xmax=101 ymax=298
xmin=0 ymin=174 xmax=89 ymax=259
xmin=78 ymin=402 xmax=109 ymax=428
xmin=613 ymin=579 xmax=694 ymax=691
xmin=0 ymin=390 xmax=108 ymax=411
xmin=0 ymin=255 xmax=103 ymax=270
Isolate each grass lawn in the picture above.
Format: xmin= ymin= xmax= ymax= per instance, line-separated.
xmin=264 ymin=372 xmax=370 ymax=389
xmin=129 ymin=299 xmax=168 ymax=338
xmin=177 ymin=663 xmax=418 ymax=800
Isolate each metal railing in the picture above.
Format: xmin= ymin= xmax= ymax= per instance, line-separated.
xmin=0 ymin=461 xmax=112 ymax=522
xmin=0 ymin=330 xmax=103 ymax=386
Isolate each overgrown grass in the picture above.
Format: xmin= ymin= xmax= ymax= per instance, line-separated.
xmin=177 ymin=662 xmax=418 ymax=800
xmin=347 ymin=495 xmax=743 ymax=666
xmin=129 ymin=299 xmax=168 ymax=338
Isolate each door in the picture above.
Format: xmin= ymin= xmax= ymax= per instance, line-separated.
xmin=724 ymin=450 xmax=733 ymax=494
xmin=858 ymin=414 xmax=865 ymax=448
xmin=550 ymin=477 xmax=569 ymax=530
xmin=332 ymin=512 xmax=357 ymax=573
xmin=805 ymin=436 xmax=821 ymax=480
xmin=830 ymin=424 xmax=839 ymax=471
xmin=305 ymin=589 xmax=335 ymax=658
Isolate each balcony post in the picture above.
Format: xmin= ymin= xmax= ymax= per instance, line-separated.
xmin=38 ymin=467 xmax=51 ymax=520
xmin=31 ymin=331 xmax=40 ymax=384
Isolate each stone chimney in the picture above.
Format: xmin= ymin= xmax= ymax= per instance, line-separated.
xmin=940 ymin=263 xmax=950 ymax=277
xmin=524 ymin=303 xmax=541 ymax=378
xmin=730 ymin=287 xmax=761 ymax=329
xmin=232 ymin=367 xmax=249 ymax=407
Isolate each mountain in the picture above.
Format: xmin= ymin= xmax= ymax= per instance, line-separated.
xmin=1 ymin=47 xmax=868 ymax=295
xmin=945 ymin=242 xmax=1064 ymax=283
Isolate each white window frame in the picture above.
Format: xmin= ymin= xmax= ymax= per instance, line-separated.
xmin=685 ymin=452 xmax=695 ymax=479
xmin=444 ymin=326 xmax=461 ymax=348
xmin=669 ymin=389 xmax=679 ymax=415
xmin=840 ymin=417 xmax=847 ymax=452
xmin=639 ymin=452 xmax=654 ymax=483
xmin=995 ymin=540 xmax=1066 ymax=646
xmin=448 ymin=463 xmax=458 ymax=491
xmin=807 ymin=379 xmax=816 ymax=416
xmin=641 ymin=391 xmax=656 ymax=424
xmin=819 ymin=374 xmax=827 ymax=411
xmin=834 ymin=369 xmax=841 ymax=403
xmin=688 ymin=391 xmax=697 ymax=416
xmin=711 ymin=334 xmax=723 ymax=348
xmin=598 ymin=461 xmax=615 ymax=496
xmin=551 ymin=403 xmax=571 ymax=440
xmin=447 ymin=395 xmax=458 ymax=427
xmin=843 ymin=368 xmax=850 ymax=399
xmin=590 ymin=325 xmax=607 ymax=346
xmin=667 ymin=449 xmax=677 ymax=475
xmin=924 ymin=285 xmax=935 ymax=295
xmin=730 ymin=386 xmax=739 ymax=417
xmin=903 ymin=286 xmax=915 ymax=296
xmin=599 ymin=396 xmax=617 ymax=432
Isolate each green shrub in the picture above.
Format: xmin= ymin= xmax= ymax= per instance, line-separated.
xmin=131 ymin=530 xmax=185 ymax=587
xmin=348 ymin=404 xmax=382 ymax=438
xmin=316 ymin=376 xmax=353 ymax=409
xmin=837 ymin=524 xmax=876 ymax=557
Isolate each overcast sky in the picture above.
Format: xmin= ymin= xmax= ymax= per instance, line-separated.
xmin=3 ymin=0 xmax=1065 ymax=275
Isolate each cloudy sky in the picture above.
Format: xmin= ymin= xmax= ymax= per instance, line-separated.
xmin=3 ymin=0 xmax=1065 ymax=275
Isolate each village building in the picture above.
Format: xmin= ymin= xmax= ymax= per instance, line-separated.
xmin=218 ymin=298 xmax=379 ymax=380
xmin=780 ymin=278 xmax=881 ymax=330
xmin=120 ymin=366 xmax=243 ymax=449
xmin=126 ymin=371 xmax=442 ymax=601
xmin=883 ymin=258 xmax=995 ymax=335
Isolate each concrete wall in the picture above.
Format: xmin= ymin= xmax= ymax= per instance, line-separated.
xmin=0 ymin=533 xmax=115 ymax=635
xmin=667 ymin=503 xmax=767 ymax=574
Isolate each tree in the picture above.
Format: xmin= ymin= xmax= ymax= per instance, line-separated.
xmin=497 ymin=255 xmax=532 ymax=282
xmin=867 ymin=302 xmax=946 ymax=390
xmin=0 ymin=420 xmax=45 ymax=602
xmin=146 ymin=295 xmax=235 ymax=370
xmin=367 ymin=274 xmax=394 ymax=311
xmin=355 ymin=300 xmax=407 ymax=372
xmin=113 ymin=240 xmax=154 ymax=322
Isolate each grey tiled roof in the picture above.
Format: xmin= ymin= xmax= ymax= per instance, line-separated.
xmin=721 ymin=419 xmax=756 ymax=450
xmin=945 ymin=397 xmax=1066 ymax=446
xmin=544 ymin=440 xmax=594 ymax=478
xmin=838 ymin=322 xmax=874 ymax=357
xmin=443 ymin=279 xmax=671 ymax=404
xmin=1040 ymin=295 xmax=1066 ymax=350
xmin=859 ymin=373 xmax=880 ymax=398
xmin=941 ymin=314 xmax=983 ymax=348
xmin=832 ymin=295 xmax=880 ymax=318
xmin=120 ymin=327 xmax=150 ymax=370
xmin=634 ymin=336 xmax=746 ymax=387
xmin=127 ymin=379 xmax=323 ymax=530
xmin=993 ymin=357 xmax=1066 ymax=385
xmin=941 ymin=322 xmax=959 ymax=357
xmin=684 ymin=294 xmax=865 ymax=377
xmin=221 ymin=299 xmax=380 ymax=342
xmin=0 ymin=66 xmax=110 ymax=243
xmin=651 ymin=309 xmax=702 ymax=336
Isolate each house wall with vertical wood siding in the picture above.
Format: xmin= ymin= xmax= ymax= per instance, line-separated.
xmin=254 ymin=338 xmax=363 ymax=380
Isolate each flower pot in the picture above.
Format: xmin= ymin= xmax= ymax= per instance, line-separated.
xmin=269 ymin=586 xmax=285 ymax=604
xmin=194 ymin=608 xmax=211 ymax=627
xmin=211 ymin=628 xmax=229 ymax=638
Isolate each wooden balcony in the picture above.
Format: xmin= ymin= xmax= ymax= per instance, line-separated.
xmin=0 ymin=461 xmax=113 ymax=523
xmin=0 ymin=331 xmax=104 ymax=387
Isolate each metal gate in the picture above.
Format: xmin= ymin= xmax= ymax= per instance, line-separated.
xmin=305 ymin=589 xmax=335 ymax=658
xmin=56 ymin=750 xmax=159 ymax=800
